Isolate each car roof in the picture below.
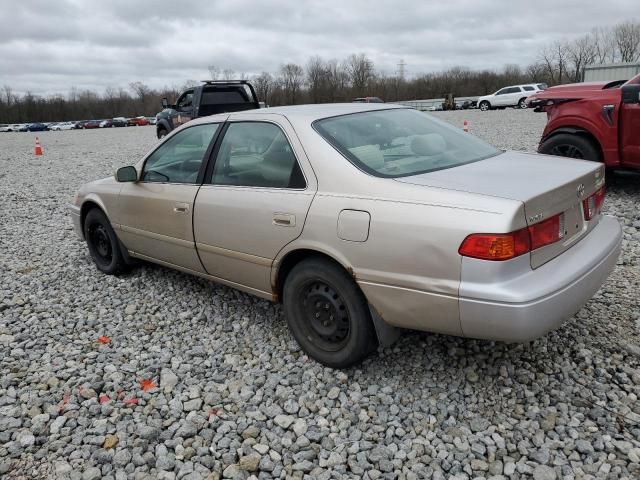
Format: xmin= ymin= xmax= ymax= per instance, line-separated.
xmin=190 ymin=102 xmax=406 ymax=126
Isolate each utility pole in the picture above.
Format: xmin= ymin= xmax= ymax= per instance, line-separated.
xmin=397 ymin=59 xmax=406 ymax=80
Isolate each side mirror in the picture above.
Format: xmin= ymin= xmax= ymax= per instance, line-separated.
xmin=162 ymin=97 xmax=169 ymax=109
xmin=116 ymin=166 xmax=138 ymax=182
xmin=622 ymin=84 xmax=640 ymax=104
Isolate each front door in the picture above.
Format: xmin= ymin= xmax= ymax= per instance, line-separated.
xmin=620 ymin=90 xmax=640 ymax=168
xmin=116 ymin=122 xmax=221 ymax=272
xmin=193 ymin=117 xmax=317 ymax=295
xmin=174 ymin=89 xmax=195 ymax=127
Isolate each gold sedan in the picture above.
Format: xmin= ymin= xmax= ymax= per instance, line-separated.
xmin=69 ymin=104 xmax=621 ymax=367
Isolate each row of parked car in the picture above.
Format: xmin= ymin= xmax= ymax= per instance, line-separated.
xmin=0 ymin=116 xmax=156 ymax=132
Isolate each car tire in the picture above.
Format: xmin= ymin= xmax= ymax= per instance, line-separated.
xmin=479 ymin=101 xmax=490 ymax=111
xmin=83 ymin=208 xmax=128 ymax=275
xmin=539 ymin=133 xmax=601 ymax=162
xmin=283 ymin=257 xmax=377 ymax=368
xmin=518 ymin=98 xmax=527 ymax=109
xmin=157 ymin=128 xmax=168 ymax=139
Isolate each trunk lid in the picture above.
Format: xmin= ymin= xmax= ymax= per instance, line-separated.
xmin=395 ymin=151 xmax=605 ymax=268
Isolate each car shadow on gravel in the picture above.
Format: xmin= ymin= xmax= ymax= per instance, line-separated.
xmin=608 ymin=170 xmax=640 ymax=194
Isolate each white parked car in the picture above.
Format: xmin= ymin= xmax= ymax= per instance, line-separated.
xmin=0 ymin=124 xmax=10 ymax=132
xmin=51 ymin=122 xmax=75 ymax=131
xmin=478 ymin=84 xmax=547 ymax=111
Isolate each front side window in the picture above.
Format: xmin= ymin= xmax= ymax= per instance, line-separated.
xmin=495 ymin=88 xmax=508 ymax=95
xmin=314 ymin=108 xmax=500 ymax=178
xmin=142 ymin=123 xmax=219 ymax=184
xmin=211 ymin=122 xmax=305 ymax=188
xmin=177 ymin=90 xmax=194 ymax=110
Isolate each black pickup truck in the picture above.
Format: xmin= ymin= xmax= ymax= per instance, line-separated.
xmin=155 ymin=80 xmax=260 ymax=138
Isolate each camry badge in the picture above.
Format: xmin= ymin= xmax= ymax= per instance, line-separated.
xmin=577 ymin=183 xmax=585 ymax=198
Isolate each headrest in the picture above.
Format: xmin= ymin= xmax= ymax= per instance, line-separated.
xmin=411 ymin=134 xmax=447 ymax=156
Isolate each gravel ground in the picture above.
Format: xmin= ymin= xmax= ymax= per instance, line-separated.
xmin=1 ymin=111 xmax=639 ymax=480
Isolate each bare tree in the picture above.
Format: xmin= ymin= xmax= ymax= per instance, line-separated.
xmin=614 ymin=21 xmax=640 ymax=62
xmin=207 ymin=65 xmax=220 ymax=80
xmin=252 ymin=72 xmax=274 ymax=104
xmin=567 ymin=34 xmax=597 ymax=82
xmin=540 ymin=41 xmax=568 ymax=85
xmin=306 ymin=56 xmax=326 ymax=103
xmin=346 ymin=53 xmax=375 ymax=96
xmin=222 ymin=69 xmax=236 ymax=80
xmin=279 ymin=63 xmax=304 ymax=104
xmin=325 ymin=59 xmax=349 ymax=101
xmin=592 ymin=27 xmax=617 ymax=63
xmin=2 ymin=85 xmax=13 ymax=106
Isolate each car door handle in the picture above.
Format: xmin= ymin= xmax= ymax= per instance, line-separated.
xmin=173 ymin=202 xmax=190 ymax=213
xmin=273 ymin=213 xmax=295 ymax=227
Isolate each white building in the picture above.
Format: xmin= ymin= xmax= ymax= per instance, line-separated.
xmin=583 ymin=63 xmax=640 ymax=82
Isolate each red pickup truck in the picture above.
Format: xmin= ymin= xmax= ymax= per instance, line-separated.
xmin=529 ymin=74 xmax=640 ymax=172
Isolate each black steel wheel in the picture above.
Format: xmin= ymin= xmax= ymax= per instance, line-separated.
xmin=83 ymin=208 xmax=127 ymax=275
xmin=539 ymin=133 xmax=601 ymax=162
xmin=283 ymin=257 xmax=377 ymax=368
xmin=301 ymin=280 xmax=351 ymax=351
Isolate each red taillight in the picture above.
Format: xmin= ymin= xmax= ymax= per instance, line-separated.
xmin=582 ymin=186 xmax=606 ymax=221
xmin=459 ymin=213 xmax=565 ymax=261
xmin=529 ymin=214 xmax=565 ymax=250
xmin=459 ymin=230 xmax=530 ymax=261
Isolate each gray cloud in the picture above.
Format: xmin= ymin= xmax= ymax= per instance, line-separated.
xmin=0 ymin=0 xmax=634 ymax=95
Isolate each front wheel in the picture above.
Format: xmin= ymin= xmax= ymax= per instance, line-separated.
xmin=283 ymin=258 xmax=377 ymax=368
xmin=479 ymin=101 xmax=490 ymax=111
xmin=84 ymin=209 xmax=128 ymax=275
xmin=157 ymin=128 xmax=168 ymax=139
xmin=539 ymin=133 xmax=601 ymax=162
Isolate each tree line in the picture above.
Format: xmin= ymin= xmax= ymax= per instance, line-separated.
xmin=1 ymin=21 xmax=638 ymax=124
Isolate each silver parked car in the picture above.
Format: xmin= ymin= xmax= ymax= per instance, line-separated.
xmin=69 ymin=104 xmax=622 ymax=367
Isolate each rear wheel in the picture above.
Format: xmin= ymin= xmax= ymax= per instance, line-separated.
xmin=539 ymin=133 xmax=601 ymax=162
xmin=283 ymin=258 xmax=377 ymax=368
xmin=479 ymin=101 xmax=490 ymax=111
xmin=84 ymin=209 xmax=127 ymax=275
xmin=518 ymin=98 xmax=527 ymax=109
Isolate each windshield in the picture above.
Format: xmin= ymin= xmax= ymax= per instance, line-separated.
xmin=314 ymin=108 xmax=500 ymax=178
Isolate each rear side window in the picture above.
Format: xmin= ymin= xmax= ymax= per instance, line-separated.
xmin=522 ymin=86 xmax=534 ymax=91
xmin=201 ymin=89 xmax=249 ymax=105
xmin=211 ymin=122 xmax=305 ymax=189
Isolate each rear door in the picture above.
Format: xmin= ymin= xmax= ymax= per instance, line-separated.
xmin=116 ymin=122 xmax=221 ymax=272
xmin=193 ymin=114 xmax=317 ymax=295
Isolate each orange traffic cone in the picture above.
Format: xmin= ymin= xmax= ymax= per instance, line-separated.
xmin=463 ymin=120 xmax=469 ymax=133
xmin=34 ymin=137 xmax=43 ymax=156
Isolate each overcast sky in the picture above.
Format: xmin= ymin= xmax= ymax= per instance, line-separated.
xmin=0 ymin=0 xmax=634 ymax=96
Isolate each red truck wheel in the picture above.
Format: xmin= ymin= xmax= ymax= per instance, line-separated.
xmin=539 ymin=133 xmax=601 ymax=162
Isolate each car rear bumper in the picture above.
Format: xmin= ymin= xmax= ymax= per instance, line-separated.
xmin=68 ymin=204 xmax=83 ymax=239
xmin=458 ymin=214 xmax=621 ymax=341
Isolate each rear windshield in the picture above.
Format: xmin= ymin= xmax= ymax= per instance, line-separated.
xmin=314 ymin=108 xmax=500 ymax=178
